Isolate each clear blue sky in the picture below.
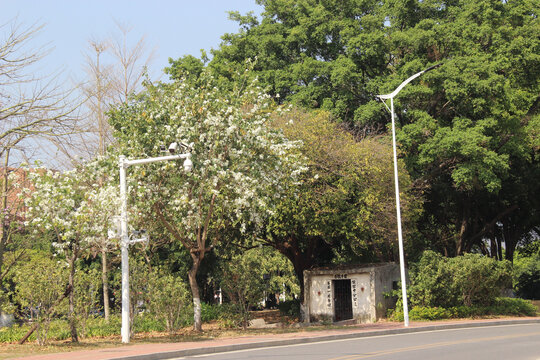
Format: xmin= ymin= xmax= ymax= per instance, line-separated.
xmin=1 ymin=0 xmax=262 ymax=80
xmin=1 ymin=0 xmax=262 ymax=167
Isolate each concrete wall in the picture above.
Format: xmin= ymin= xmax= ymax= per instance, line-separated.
xmin=351 ymin=273 xmax=372 ymax=322
xmin=0 ymin=313 xmax=14 ymax=328
xmin=304 ymin=263 xmax=400 ymax=324
xmin=373 ymin=264 xmax=401 ymax=319
xmin=308 ymin=275 xmax=333 ymax=321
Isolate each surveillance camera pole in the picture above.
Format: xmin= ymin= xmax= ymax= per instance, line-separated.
xmin=119 ymin=151 xmax=192 ymax=343
xmin=377 ymin=63 xmax=441 ymax=328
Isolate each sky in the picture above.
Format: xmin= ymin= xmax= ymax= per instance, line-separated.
xmin=1 ymin=0 xmax=262 ymax=79
xmin=1 ymin=0 xmax=263 ymax=167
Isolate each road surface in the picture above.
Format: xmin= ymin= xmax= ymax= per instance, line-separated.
xmin=171 ymin=323 xmax=540 ymax=360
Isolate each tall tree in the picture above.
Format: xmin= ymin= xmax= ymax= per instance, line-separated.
xmin=170 ymin=0 xmax=539 ymax=260
xmin=391 ymin=0 xmax=540 ymax=258
xmin=169 ymin=0 xmax=390 ymax=129
xmin=109 ymin=69 xmax=305 ymax=331
xmin=0 ymin=19 xmax=79 ymax=288
xmin=260 ymin=109 xmax=421 ymax=312
xmin=76 ymin=23 xmax=154 ymax=319
xmin=25 ymin=160 xmax=119 ymax=342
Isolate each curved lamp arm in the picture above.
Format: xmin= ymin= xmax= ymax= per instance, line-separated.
xmin=377 ymin=63 xmax=442 ymax=100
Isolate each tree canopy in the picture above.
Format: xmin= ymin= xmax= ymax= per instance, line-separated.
xmin=168 ymin=0 xmax=539 ymax=261
xmin=108 ymin=68 xmax=306 ymax=330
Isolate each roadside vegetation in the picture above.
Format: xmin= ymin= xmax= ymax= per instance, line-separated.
xmin=0 ymin=0 xmax=538 ymax=351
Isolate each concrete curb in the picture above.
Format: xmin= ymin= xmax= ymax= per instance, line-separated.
xmin=114 ymin=318 xmax=540 ymax=360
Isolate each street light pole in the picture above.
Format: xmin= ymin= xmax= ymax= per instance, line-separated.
xmin=119 ymin=155 xmax=130 ymax=344
xmin=377 ymin=63 xmax=441 ymax=328
xmin=119 ymin=150 xmax=192 ymax=343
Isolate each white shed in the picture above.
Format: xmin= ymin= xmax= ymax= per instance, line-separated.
xmin=303 ymin=263 xmax=400 ymax=324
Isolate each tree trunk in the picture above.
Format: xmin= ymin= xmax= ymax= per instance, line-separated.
xmin=0 ymin=150 xmax=10 ymax=277
xmin=68 ymin=250 xmax=79 ymax=343
xmin=504 ymin=225 xmax=519 ymax=263
xmin=188 ymin=258 xmax=202 ymax=332
xmin=101 ymin=248 xmax=110 ymax=321
xmin=457 ymin=204 xmax=469 ymax=255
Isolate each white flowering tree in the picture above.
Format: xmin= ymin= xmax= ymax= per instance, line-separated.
xmin=78 ymin=159 xmax=120 ymax=322
xmin=24 ymin=160 xmax=119 ymax=342
xmin=109 ymin=68 xmax=306 ymax=331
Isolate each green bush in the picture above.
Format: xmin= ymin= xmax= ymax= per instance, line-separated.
xmin=389 ymin=297 xmax=536 ymax=321
xmin=278 ymin=299 xmax=301 ymax=319
xmin=0 ymin=304 xmax=235 ymax=343
xmin=86 ymin=316 xmax=121 ymax=337
xmin=201 ymin=302 xmax=225 ymax=322
xmin=408 ymin=251 xmax=512 ymax=308
xmin=513 ymin=251 xmax=540 ymax=300
xmin=146 ymin=271 xmax=190 ymax=334
xmin=133 ymin=314 xmax=166 ymax=333
xmin=489 ymin=297 xmax=537 ymax=316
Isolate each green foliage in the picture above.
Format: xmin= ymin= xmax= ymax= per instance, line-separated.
xmin=269 ymin=109 xmax=422 ymax=264
xmin=146 ymin=270 xmax=190 ymax=334
xmin=173 ymin=0 xmax=540 ymax=261
xmin=513 ymin=246 xmax=540 ymax=300
xmin=408 ymin=251 xmax=512 ymax=308
xmin=389 ymin=297 xmax=537 ymax=321
xmin=11 ymin=251 xmax=67 ymax=345
xmin=392 ymin=0 xmax=540 ymax=257
xmin=220 ymin=248 xmax=268 ymax=329
xmin=73 ymin=267 xmax=101 ymax=338
xmin=216 ymin=247 xmax=299 ymax=328
xmin=277 ymin=298 xmax=301 ymax=319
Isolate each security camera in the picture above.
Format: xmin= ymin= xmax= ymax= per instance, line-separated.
xmin=183 ymin=156 xmax=193 ymax=172
xmin=159 ymin=145 xmax=167 ymax=153
xmin=169 ymin=142 xmax=178 ymax=153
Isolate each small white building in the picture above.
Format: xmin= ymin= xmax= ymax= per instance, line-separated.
xmin=303 ymin=263 xmax=400 ymax=323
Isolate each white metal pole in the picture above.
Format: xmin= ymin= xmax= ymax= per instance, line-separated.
xmin=390 ymin=98 xmax=410 ymax=327
xmin=119 ymin=155 xmax=131 ymax=343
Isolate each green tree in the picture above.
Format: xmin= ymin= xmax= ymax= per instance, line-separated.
xmin=170 ymin=0 xmax=539 ymax=261
xmin=392 ymin=0 xmax=540 ymax=258
xmin=259 ymin=109 xmax=421 ymax=312
xmin=169 ymin=0 xmax=390 ymax=128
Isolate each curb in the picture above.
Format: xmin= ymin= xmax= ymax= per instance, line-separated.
xmin=114 ymin=318 xmax=540 ymax=360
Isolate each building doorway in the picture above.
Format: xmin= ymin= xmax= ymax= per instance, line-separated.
xmin=333 ymin=279 xmax=353 ymax=321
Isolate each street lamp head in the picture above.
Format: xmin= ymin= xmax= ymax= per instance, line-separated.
xmin=183 ymin=155 xmax=193 ymax=172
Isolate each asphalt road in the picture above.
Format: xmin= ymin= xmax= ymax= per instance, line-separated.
xmin=172 ymin=323 xmax=540 ymax=360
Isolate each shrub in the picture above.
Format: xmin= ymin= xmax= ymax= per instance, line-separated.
xmin=11 ymin=252 xmax=67 ymax=345
xmin=513 ymin=252 xmax=540 ymax=300
xmin=220 ymin=250 xmax=267 ymax=329
xmin=73 ymin=267 xmax=102 ymax=338
xmin=408 ymin=251 xmax=512 ymax=308
xmin=278 ymin=299 xmax=301 ymax=319
xmin=388 ymin=297 xmax=536 ymax=321
xmin=490 ymin=297 xmax=537 ymax=316
xmin=0 ymin=324 xmax=33 ymax=343
xmin=201 ymin=302 xmax=224 ymax=322
xmin=146 ymin=271 xmax=190 ymax=334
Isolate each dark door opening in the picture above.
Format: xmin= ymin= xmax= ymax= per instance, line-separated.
xmin=333 ymin=279 xmax=353 ymax=322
